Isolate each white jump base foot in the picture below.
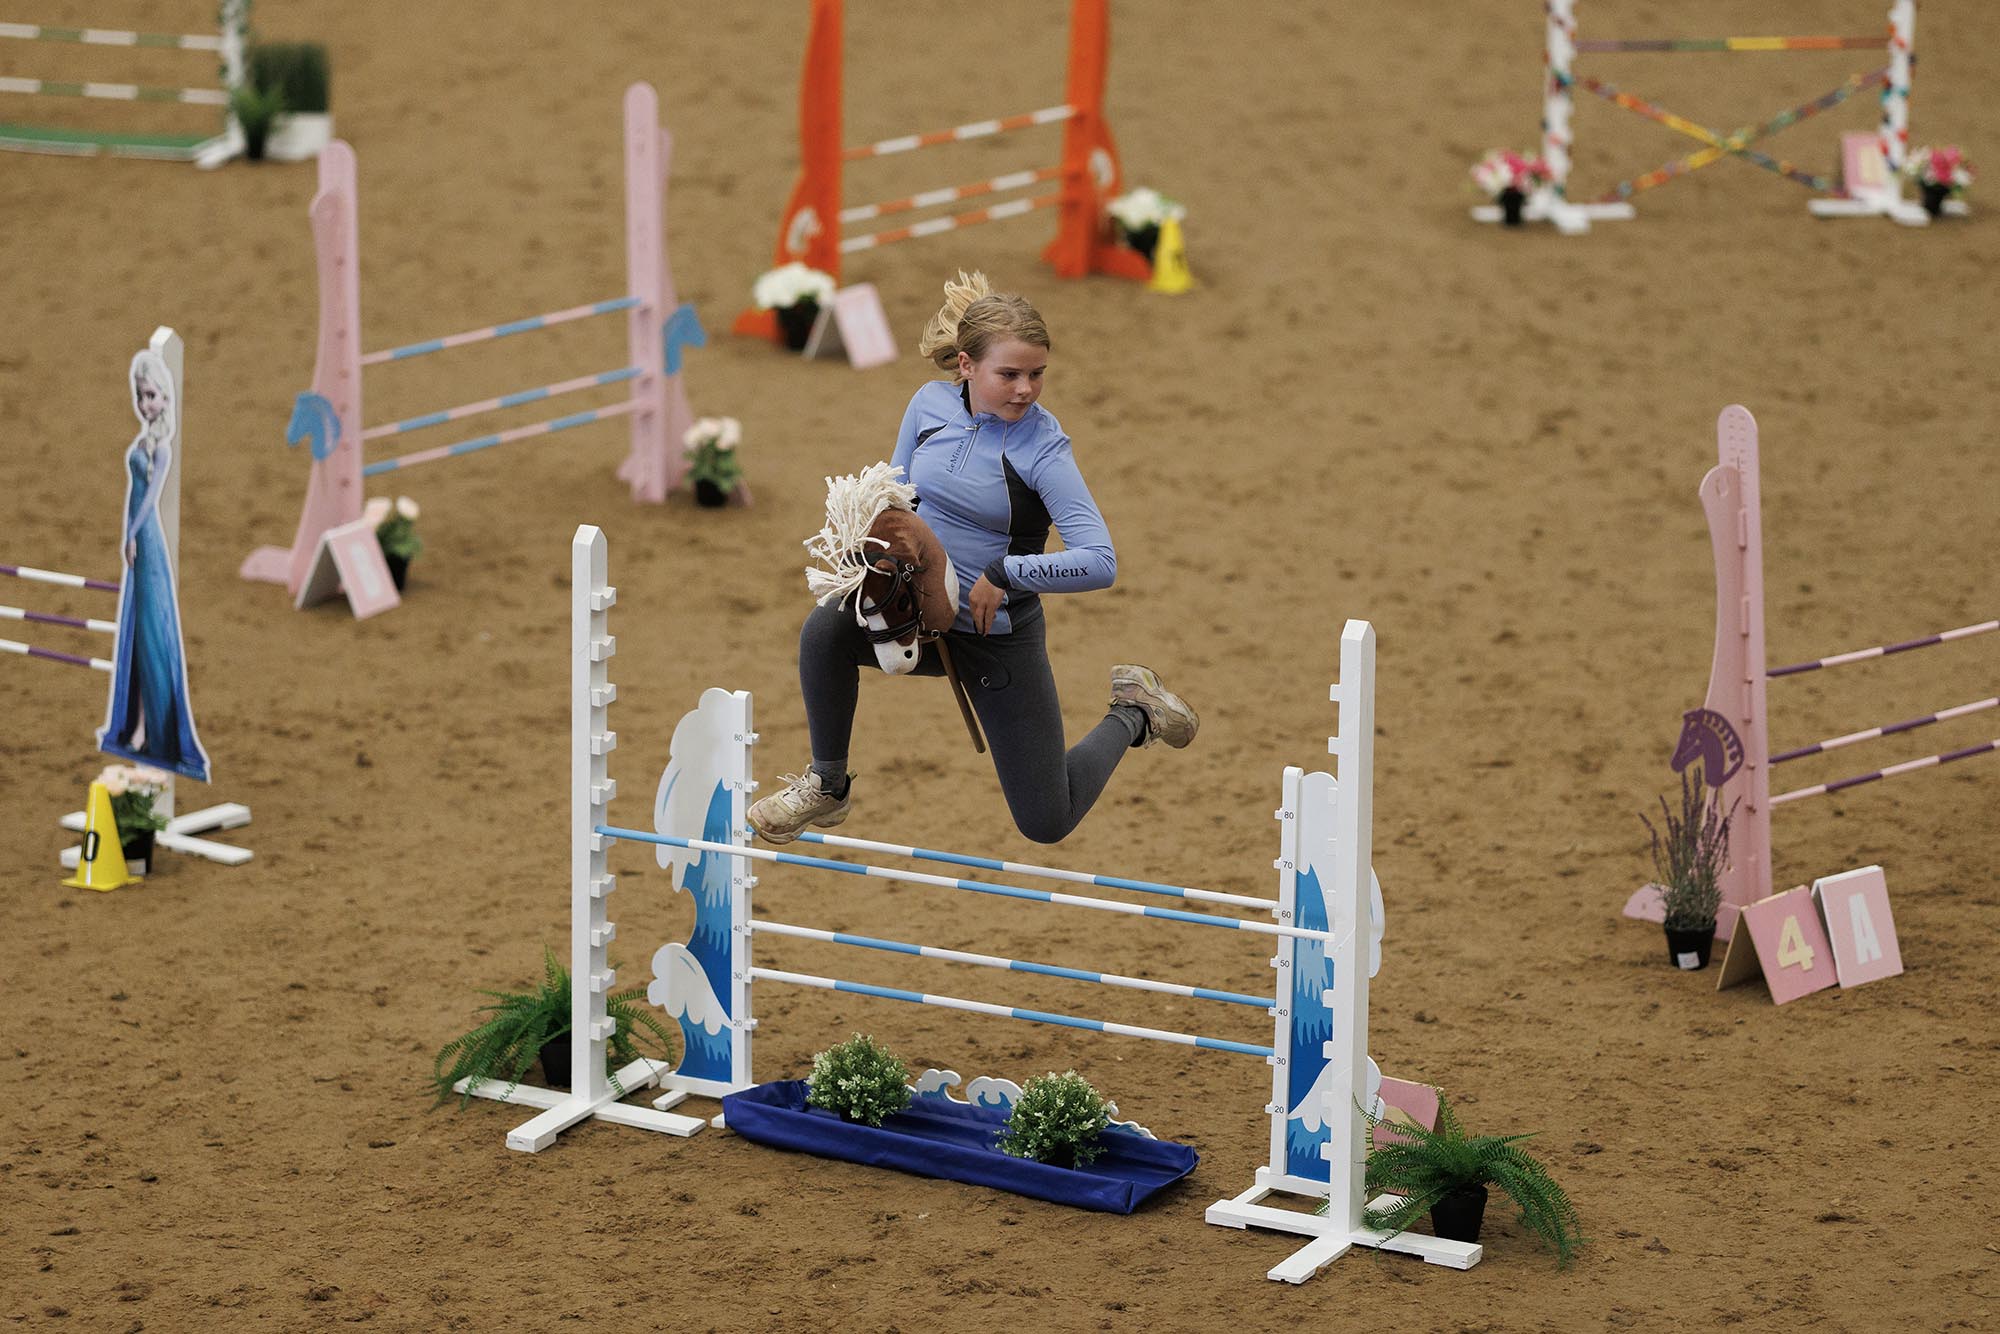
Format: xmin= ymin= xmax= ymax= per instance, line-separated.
xmin=453 ymin=1058 xmax=707 ymax=1152
xmin=60 ymin=800 xmax=253 ymax=868
xmin=1207 ymin=1174 xmax=1481 ymax=1283
xmin=1471 ymin=196 xmax=1633 ymax=235
xmin=1809 ymin=193 xmax=1968 ymax=226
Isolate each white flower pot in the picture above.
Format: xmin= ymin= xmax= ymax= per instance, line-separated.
xmin=266 ymin=112 xmax=333 ymax=163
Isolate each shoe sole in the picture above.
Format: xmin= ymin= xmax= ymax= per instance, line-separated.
xmin=1114 ymin=664 xmax=1198 ymax=747
xmin=750 ymin=801 xmax=852 ymax=846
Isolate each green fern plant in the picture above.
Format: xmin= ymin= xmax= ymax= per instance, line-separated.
xmin=804 ymin=1033 xmax=911 ymax=1126
xmin=429 ymin=947 xmax=679 ymax=1108
xmin=1362 ymin=1096 xmax=1584 ymax=1267
xmin=997 ymin=1070 xmax=1112 ymax=1167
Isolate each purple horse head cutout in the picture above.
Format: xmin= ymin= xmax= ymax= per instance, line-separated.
xmin=1671 ymin=708 xmax=1744 ymax=787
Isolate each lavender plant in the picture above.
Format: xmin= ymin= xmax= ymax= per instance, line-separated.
xmin=1641 ymin=771 xmax=1735 ymax=931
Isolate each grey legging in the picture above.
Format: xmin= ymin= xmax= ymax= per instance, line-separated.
xmin=798 ymin=598 xmax=1145 ymax=844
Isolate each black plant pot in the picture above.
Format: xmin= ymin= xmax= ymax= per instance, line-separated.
xmin=121 ymin=829 xmax=154 ymax=876
xmin=693 ymin=479 xmax=730 ymax=508
xmin=1498 ymin=187 xmax=1527 ymax=226
xmin=1121 ymin=223 xmax=1160 ymax=262
xmin=1665 ymin=923 xmax=1716 ymax=970
xmin=1430 ymin=1184 xmax=1489 ymax=1243
xmin=1921 ymin=181 xmax=1950 ymax=218
xmin=777 ymin=300 xmax=820 ymax=351
xmin=243 ymin=124 xmax=270 ymax=161
xmin=383 ymin=551 xmax=409 ymax=591
xmin=538 ymin=1032 xmax=571 ymax=1089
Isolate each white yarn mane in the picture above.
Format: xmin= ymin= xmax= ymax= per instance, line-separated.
xmin=803 ymin=461 xmax=918 ymax=609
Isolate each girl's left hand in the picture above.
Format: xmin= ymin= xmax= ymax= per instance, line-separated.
xmin=968 ymin=574 xmax=1006 ymax=635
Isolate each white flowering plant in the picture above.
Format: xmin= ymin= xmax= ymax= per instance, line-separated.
xmin=1107 ymin=186 xmax=1185 ymax=250
xmin=1471 ymin=150 xmax=1552 ymax=198
xmin=375 ymin=495 xmax=422 ymax=561
xmin=997 ymin=1069 xmax=1113 ymax=1168
xmin=97 ymin=763 xmax=170 ymax=840
xmin=1903 ymin=145 xmax=1974 ymax=195
xmin=804 ymin=1033 xmax=911 ymax=1126
xmin=682 ymin=416 xmax=743 ymax=496
xmin=752 ymin=261 xmax=837 ymax=312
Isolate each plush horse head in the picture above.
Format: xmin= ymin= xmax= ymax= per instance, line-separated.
xmin=804 ymin=462 xmax=959 ymax=675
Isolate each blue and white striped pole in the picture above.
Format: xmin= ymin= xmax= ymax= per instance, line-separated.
xmin=752 ymin=967 xmax=1275 ymax=1058
xmin=789 ymin=828 xmax=1276 ymax=910
xmin=751 ymin=918 xmax=1275 ymax=1009
xmin=600 ymin=825 xmax=1343 ymax=945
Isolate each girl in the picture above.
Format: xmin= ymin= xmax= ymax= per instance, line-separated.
xmin=98 ymin=349 xmax=210 ymax=783
xmin=748 ymin=271 xmax=1196 ymax=846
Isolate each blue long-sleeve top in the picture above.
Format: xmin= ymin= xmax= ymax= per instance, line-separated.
xmin=890 ymin=379 xmax=1116 ymax=636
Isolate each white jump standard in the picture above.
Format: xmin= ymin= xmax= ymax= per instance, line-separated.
xmin=1485 ymin=1 xmax=1942 ymax=233
xmin=452 ymin=524 xmax=1479 ymax=1285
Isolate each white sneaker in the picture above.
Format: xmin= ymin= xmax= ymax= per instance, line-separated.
xmin=1110 ymin=664 xmax=1199 ymax=749
xmin=747 ymin=771 xmax=853 ymax=844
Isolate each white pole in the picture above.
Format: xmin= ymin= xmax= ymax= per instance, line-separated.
xmin=1543 ymin=0 xmax=1577 ymax=199
xmin=1323 ymin=620 xmax=1376 ymax=1236
xmin=571 ymin=525 xmax=618 ymax=1104
xmin=1882 ymin=1 xmax=1915 ymax=179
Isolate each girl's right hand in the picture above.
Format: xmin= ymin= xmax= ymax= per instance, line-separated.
xmin=968 ymin=574 xmax=1006 ymax=635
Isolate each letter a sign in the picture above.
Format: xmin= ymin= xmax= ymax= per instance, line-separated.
xmin=1812 ymin=866 xmax=1904 ymax=988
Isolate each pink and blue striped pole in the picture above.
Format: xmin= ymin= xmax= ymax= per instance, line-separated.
xmin=364 ymin=400 xmax=639 ymax=478
xmin=360 ymin=367 xmax=640 ymax=442
xmin=359 ymin=297 xmax=639 ymax=366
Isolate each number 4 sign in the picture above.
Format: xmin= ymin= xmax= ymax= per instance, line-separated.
xmin=1715 ymin=885 xmax=1837 ymax=1004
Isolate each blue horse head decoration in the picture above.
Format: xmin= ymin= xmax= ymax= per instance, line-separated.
xmin=286 ymin=391 xmax=341 ymax=462
xmin=662 ymin=302 xmax=706 ymax=375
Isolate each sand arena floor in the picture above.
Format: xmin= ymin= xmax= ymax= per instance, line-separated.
xmin=3 ymin=2 xmax=1997 ymax=1329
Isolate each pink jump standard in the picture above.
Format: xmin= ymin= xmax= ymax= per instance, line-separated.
xmin=241 ymin=83 xmax=698 ymax=607
xmin=1629 ymin=406 xmax=1995 ymax=938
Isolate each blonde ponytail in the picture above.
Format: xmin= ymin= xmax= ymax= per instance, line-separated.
xmin=916 ymin=269 xmax=1052 ymax=376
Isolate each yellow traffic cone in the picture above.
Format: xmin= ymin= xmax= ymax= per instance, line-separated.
xmin=1146 ymin=216 xmax=1194 ymax=295
xmin=63 ymin=780 xmax=137 ymax=892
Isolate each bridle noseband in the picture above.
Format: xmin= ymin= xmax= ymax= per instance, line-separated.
xmin=853 ymin=551 xmax=930 ymax=645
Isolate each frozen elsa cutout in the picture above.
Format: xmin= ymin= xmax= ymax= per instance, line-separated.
xmin=97 ymin=348 xmax=210 ymax=782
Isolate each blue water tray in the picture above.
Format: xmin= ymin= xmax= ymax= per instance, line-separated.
xmin=721 ymin=1079 xmax=1198 ymax=1214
